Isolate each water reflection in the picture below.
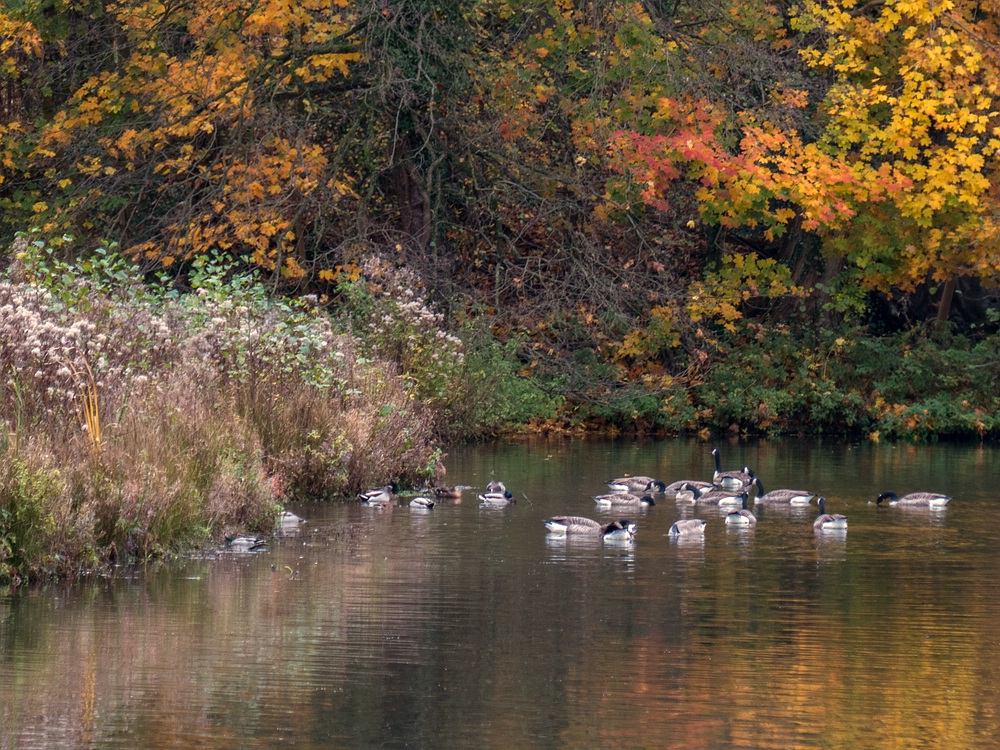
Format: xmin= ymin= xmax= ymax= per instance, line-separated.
xmin=3 ymin=438 xmax=1000 ymax=749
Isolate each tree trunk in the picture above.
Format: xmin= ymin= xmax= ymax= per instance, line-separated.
xmin=935 ymin=277 xmax=957 ymax=325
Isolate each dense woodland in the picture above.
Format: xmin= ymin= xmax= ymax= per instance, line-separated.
xmin=4 ymin=0 xmax=1000 ymax=579
xmin=3 ymin=0 xmax=1000 ymax=438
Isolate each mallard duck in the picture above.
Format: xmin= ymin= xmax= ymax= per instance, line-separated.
xmin=593 ymin=492 xmax=656 ymax=507
xmin=359 ymin=484 xmax=397 ymax=506
xmin=725 ymin=493 xmax=757 ymax=527
xmin=692 ymin=487 xmax=746 ymax=506
xmin=278 ymin=510 xmax=306 ymax=528
xmin=409 ymin=496 xmax=435 ymax=509
xmin=431 ymin=483 xmax=463 ymax=499
xmin=669 ymin=518 xmax=707 ymax=537
xmin=607 ymin=476 xmax=667 ymax=493
xmin=711 ymin=447 xmax=755 ymax=490
xmin=814 ymin=497 xmax=848 ymax=530
xmin=875 ymin=491 xmax=950 ymax=508
xmin=225 ymin=535 xmax=267 ymax=553
xmin=479 ymin=482 xmax=515 ymax=506
xmin=600 ymin=519 xmax=638 ymax=543
xmin=752 ymin=478 xmax=815 ymax=506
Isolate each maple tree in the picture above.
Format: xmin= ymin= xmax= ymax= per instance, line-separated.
xmin=610 ymin=0 xmax=1000 ymax=303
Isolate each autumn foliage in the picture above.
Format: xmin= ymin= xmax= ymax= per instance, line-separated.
xmin=2 ymin=0 xmax=1000 ymax=437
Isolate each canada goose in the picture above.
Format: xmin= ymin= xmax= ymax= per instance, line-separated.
xmin=665 ymin=479 xmax=713 ymax=497
xmin=693 ymin=487 xmax=747 ymax=507
xmin=669 ymin=518 xmax=707 ymax=537
xmin=672 ymin=481 xmax=709 ymax=504
xmin=607 ymin=476 xmax=667 ymax=493
xmin=752 ymin=478 xmax=815 ymax=506
xmin=814 ymin=497 xmax=848 ymax=530
xmin=479 ymin=482 xmax=515 ymax=506
xmin=544 ymin=515 xmax=604 ymax=534
xmin=725 ymin=493 xmax=757 ymax=527
xmin=409 ymin=496 xmax=435 ymax=509
xmin=600 ymin=519 xmax=638 ymax=543
xmin=593 ymin=492 xmax=656 ymax=507
xmin=225 ymin=535 xmax=267 ymax=553
xmin=711 ymin=448 xmax=755 ymax=490
xmin=544 ymin=516 xmax=637 ymax=542
xmin=359 ymin=484 xmax=397 ymax=505
xmin=875 ymin=491 xmax=951 ymax=508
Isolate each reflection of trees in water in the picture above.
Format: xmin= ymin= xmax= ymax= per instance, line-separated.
xmin=4 ymin=439 xmax=1000 ymax=749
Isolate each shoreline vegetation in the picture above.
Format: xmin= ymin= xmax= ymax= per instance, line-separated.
xmin=4 ymin=0 xmax=1000 ymax=584
xmin=2 ymin=238 xmax=999 ymax=585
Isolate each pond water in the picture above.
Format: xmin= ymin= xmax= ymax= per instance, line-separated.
xmin=2 ymin=438 xmax=1000 ymax=749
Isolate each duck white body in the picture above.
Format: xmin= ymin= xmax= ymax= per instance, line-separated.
xmin=875 ymin=491 xmax=950 ymax=508
xmin=409 ymin=496 xmax=435 ymax=509
xmin=814 ymin=497 xmax=848 ymax=530
xmin=359 ymin=485 xmax=396 ymax=506
xmin=479 ymin=481 xmax=515 ymax=506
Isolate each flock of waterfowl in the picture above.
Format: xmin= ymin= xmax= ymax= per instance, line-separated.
xmin=227 ymin=447 xmax=952 ymax=553
xmin=524 ymin=446 xmax=948 ymax=544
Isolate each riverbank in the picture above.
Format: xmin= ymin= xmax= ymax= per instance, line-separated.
xmin=3 ymin=240 xmax=999 ymax=585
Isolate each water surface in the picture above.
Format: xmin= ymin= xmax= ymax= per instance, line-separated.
xmin=2 ymin=438 xmax=999 ymax=749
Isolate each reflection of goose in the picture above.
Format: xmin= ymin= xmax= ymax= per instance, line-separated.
xmin=814 ymin=497 xmax=847 ymax=530
xmin=753 ymin=478 xmax=815 ymax=505
xmin=607 ymin=476 xmax=667 ymax=493
xmin=359 ymin=484 xmax=397 ymax=505
xmin=669 ymin=518 xmax=707 ymax=537
xmin=593 ymin=492 xmax=655 ymax=507
xmin=875 ymin=491 xmax=950 ymax=508
xmin=409 ymin=496 xmax=435 ymax=509
xmin=725 ymin=493 xmax=757 ymax=527
xmin=711 ymin=448 xmax=754 ymax=490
